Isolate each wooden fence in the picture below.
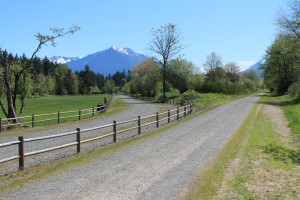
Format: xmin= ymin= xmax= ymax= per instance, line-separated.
xmin=0 ymin=104 xmax=192 ymax=172
xmin=0 ymin=97 xmax=112 ymax=132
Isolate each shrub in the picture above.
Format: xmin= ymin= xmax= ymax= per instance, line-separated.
xmin=288 ymin=82 xmax=300 ymax=97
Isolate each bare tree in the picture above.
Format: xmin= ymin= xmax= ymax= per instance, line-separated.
xmin=203 ymin=52 xmax=223 ymax=82
xmin=0 ymin=25 xmax=80 ymax=122
xmin=147 ymin=23 xmax=184 ymax=98
xmin=277 ymin=0 xmax=300 ymax=39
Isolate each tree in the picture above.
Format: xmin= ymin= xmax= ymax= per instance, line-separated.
xmin=203 ymin=52 xmax=223 ymax=82
xmin=263 ymin=34 xmax=300 ymax=94
xmin=103 ymin=79 xmax=116 ymax=94
xmin=0 ymin=25 xmax=80 ymax=121
xmin=130 ymin=59 xmax=161 ymax=96
xmin=277 ymin=0 xmax=300 ymax=40
xmin=243 ymin=70 xmax=260 ymax=82
xmin=147 ymin=23 xmax=184 ymax=98
xmin=167 ymin=59 xmax=196 ymax=94
xmin=224 ymin=62 xmax=240 ymax=83
xmin=77 ymin=65 xmax=97 ymax=94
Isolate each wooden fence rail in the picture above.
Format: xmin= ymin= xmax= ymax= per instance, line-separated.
xmin=0 ymin=96 xmax=112 ymax=132
xmin=0 ymin=104 xmax=193 ymax=172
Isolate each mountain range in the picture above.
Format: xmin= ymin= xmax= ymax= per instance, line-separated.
xmin=50 ymin=47 xmax=148 ymax=75
xmin=50 ymin=46 xmax=265 ymax=77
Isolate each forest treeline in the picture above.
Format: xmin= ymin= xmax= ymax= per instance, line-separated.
xmin=0 ymin=52 xmax=262 ymax=99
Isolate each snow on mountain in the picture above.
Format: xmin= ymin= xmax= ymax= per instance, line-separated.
xmin=49 ymin=56 xmax=81 ymax=64
xmin=62 ymin=46 xmax=148 ymax=75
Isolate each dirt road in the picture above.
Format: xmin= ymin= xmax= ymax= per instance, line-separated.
xmin=0 ymin=95 xmax=260 ymax=200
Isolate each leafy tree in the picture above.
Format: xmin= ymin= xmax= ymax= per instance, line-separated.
xmin=277 ymin=0 xmax=300 ymax=40
xmin=65 ymin=69 xmax=78 ymax=95
xmin=167 ymin=59 xmax=196 ymax=94
xmin=224 ymin=62 xmax=240 ymax=83
xmin=203 ymin=52 xmax=223 ymax=82
xmin=147 ymin=23 xmax=184 ymax=98
xmin=103 ymin=79 xmax=116 ymax=94
xmin=243 ymin=70 xmax=260 ymax=82
xmin=0 ymin=25 xmax=80 ymax=121
xmin=130 ymin=60 xmax=161 ymax=96
xmin=263 ymin=34 xmax=300 ymax=94
xmin=77 ymin=65 xmax=97 ymax=94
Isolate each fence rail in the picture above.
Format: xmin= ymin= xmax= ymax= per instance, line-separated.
xmin=0 ymin=96 xmax=112 ymax=132
xmin=0 ymin=104 xmax=192 ymax=173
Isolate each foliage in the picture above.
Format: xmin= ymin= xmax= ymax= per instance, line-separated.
xmin=288 ymin=82 xmax=300 ymax=97
xmin=243 ymin=70 xmax=260 ymax=82
xmin=167 ymin=59 xmax=197 ymax=93
xmin=130 ymin=59 xmax=161 ymax=97
xmin=103 ymin=79 xmax=116 ymax=94
xmin=224 ymin=62 xmax=240 ymax=83
xmin=263 ymin=34 xmax=300 ymax=95
xmin=203 ymin=52 xmax=224 ymax=82
xmin=277 ymin=0 xmax=300 ymax=39
xmin=178 ymin=89 xmax=201 ymax=102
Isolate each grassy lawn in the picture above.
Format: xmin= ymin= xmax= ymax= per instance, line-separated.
xmin=0 ymin=95 xmax=111 ymax=128
xmin=184 ymin=95 xmax=300 ymax=199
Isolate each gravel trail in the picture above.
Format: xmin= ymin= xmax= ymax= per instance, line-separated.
xmin=0 ymin=95 xmax=175 ymax=175
xmin=0 ymin=95 xmax=260 ymax=199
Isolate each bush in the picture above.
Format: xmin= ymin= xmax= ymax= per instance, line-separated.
xmin=179 ymin=89 xmax=201 ymax=103
xmin=288 ymin=82 xmax=300 ymax=97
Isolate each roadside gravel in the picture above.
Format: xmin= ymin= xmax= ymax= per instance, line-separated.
xmin=0 ymin=95 xmax=176 ymax=175
xmin=0 ymin=95 xmax=261 ymax=199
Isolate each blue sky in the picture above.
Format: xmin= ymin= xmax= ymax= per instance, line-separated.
xmin=1 ymin=0 xmax=285 ymax=70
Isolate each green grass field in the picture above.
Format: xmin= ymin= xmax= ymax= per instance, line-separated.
xmin=0 ymin=95 xmax=111 ymax=128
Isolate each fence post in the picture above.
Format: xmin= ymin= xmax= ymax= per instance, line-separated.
xmin=0 ymin=117 xmax=2 ymax=133
xmin=104 ymin=97 xmax=107 ymax=105
xmin=113 ymin=121 xmax=117 ymax=142
xmin=76 ymin=128 xmax=81 ymax=153
xmin=190 ymin=104 xmax=193 ymax=114
xmin=32 ymin=114 xmax=35 ymax=128
xmin=58 ymin=111 xmax=60 ymax=124
xmin=18 ymin=136 xmax=25 ymax=171
xmin=79 ymin=109 xmax=81 ymax=120
xmin=177 ymin=107 xmax=179 ymax=120
xmin=168 ymin=110 xmax=170 ymax=123
xmin=184 ymin=106 xmax=187 ymax=117
xmin=92 ymin=107 xmax=95 ymax=117
xmin=138 ymin=116 xmax=141 ymax=135
xmin=156 ymin=112 xmax=159 ymax=128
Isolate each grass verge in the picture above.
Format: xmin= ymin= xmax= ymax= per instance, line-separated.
xmin=184 ymin=95 xmax=300 ymax=199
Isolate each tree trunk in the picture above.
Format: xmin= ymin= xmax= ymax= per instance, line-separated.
xmin=2 ymin=51 xmax=18 ymax=122
xmin=163 ymin=63 xmax=166 ymax=98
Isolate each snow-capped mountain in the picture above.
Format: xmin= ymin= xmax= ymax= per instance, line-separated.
xmin=51 ymin=47 xmax=149 ymax=75
xmin=49 ymin=56 xmax=81 ymax=64
xmin=243 ymin=59 xmax=265 ymax=79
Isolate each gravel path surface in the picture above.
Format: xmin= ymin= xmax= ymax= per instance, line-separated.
xmin=0 ymin=95 xmax=176 ymax=175
xmin=0 ymin=95 xmax=260 ymax=199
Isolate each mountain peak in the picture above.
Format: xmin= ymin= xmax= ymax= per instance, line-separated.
xmin=110 ymin=46 xmax=130 ymax=55
xmin=52 ymin=46 xmax=149 ymax=74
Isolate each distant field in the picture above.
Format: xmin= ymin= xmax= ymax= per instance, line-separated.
xmin=0 ymin=95 xmax=110 ymax=118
